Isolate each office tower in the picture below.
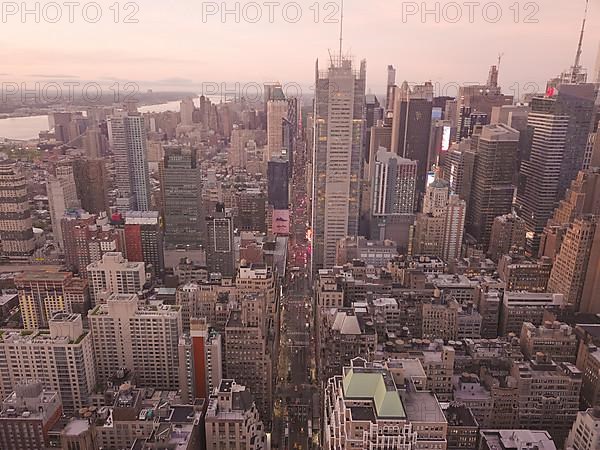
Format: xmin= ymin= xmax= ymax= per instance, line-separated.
xmin=442 ymin=140 xmax=475 ymax=204
xmin=517 ymin=97 xmax=570 ymax=252
xmin=390 ymin=81 xmax=433 ymax=194
xmin=267 ymin=158 xmax=289 ymax=209
xmin=547 ymin=216 xmax=597 ymax=309
xmin=0 ymin=161 xmax=34 ymax=258
xmin=443 ymin=194 xmax=467 ymax=262
xmin=266 ymin=88 xmax=288 ymax=161
xmin=62 ymin=210 xmax=121 ymax=274
xmin=0 ymin=382 xmax=62 ymax=450
xmin=500 ymin=292 xmax=566 ymax=335
xmin=386 ymin=64 xmax=396 ymax=112
xmin=86 ymin=252 xmax=146 ymax=306
xmin=312 ymin=55 xmax=366 ymax=270
xmin=124 ymin=211 xmax=164 ymax=277
xmin=224 ymin=308 xmax=271 ymax=423
xmin=159 ymin=145 xmax=203 ymax=247
xmin=15 ymin=271 xmax=89 ymax=329
xmin=180 ymin=97 xmax=195 ymax=126
xmin=488 ymin=213 xmax=527 ymax=261
xmin=205 ymin=379 xmax=267 ymax=450
xmin=178 ymin=317 xmax=222 ymax=403
xmin=236 ymin=188 xmax=267 ymax=233
xmin=47 ymin=163 xmax=80 ymax=250
xmin=566 ymin=408 xmax=600 ymax=450
xmin=107 ymin=111 xmax=151 ymax=211
xmin=372 ymin=149 xmax=417 ymax=217
xmin=0 ymin=314 xmax=95 ymax=413
xmin=71 ymin=157 xmax=109 ymax=214
xmin=89 ymin=293 xmax=182 ymax=389
xmin=454 ymin=74 xmax=513 ymax=139
xmin=429 ymin=119 xmax=452 ymax=169
xmin=511 ymin=355 xmax=582 ymax=444
xmin=466 ymin=124 xmax=519 ymax=249
xmin=205 ymin=205 xmax=235 ymax=277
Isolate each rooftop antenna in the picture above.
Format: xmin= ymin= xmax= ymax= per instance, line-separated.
xmin=571 ymin=0 xmax=589 ymax=83
xmin=497 ymin=53 xmax=504 ymax=71
xmin=339 ymin=0 xmax=344 ymax=57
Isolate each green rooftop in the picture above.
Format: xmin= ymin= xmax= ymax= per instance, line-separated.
xmin=342 ymin=369 xmax=406 ymax=419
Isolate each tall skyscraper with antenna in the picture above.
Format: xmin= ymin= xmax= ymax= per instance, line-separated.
xmin=311 ymin=6 xmax=366 ymax=270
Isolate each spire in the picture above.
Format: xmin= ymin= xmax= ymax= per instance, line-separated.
xmin=339 ymin=0 xmax=344 ymax=57
xmin=571 ymin=0 xmax=589 ymax=83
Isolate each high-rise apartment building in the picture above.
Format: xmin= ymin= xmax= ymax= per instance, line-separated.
xmin=0 ymin=313 xmax=96 ymax=413
xmin=124 ymin=211 xmax=164 ymax=277
xmin=0 ymin=382 xmax=62 ymax=450
xmin=62 ymin=210 xmax=121 ymax=274
xmin=547 ymin=216 xmax=597 ymax=309
xmin=312 ymin=55 xmax=366 ymax=270
xmin=224 ymin=309 xmax=272 ymax=424
xmin=204 ymin=379 xmax=267 ymax=450
xmin=488 ymin=213 xmax=527 ymax=261
xmin=443 ymin=194 xmax=467 ymax=262
xmin=89 ymin=293 xmax=182 ymax=389
xmin=205 ymin=205 xmax=235 ymax=277
xmin=15 ymin=271 xmax=89 ymax=329
xmin=178 ymin=317 xmax=223 ymax=403
xmin=47 ymin=163 xmax=80 ymax=250
xmin=467 ymin=124 xmax=519 ymax=249
xmin=86 ymin=252 xmax=146 ymax=306
xmin=0 ymin=160 xmax=34 ymax=258
xmin=107 ymin=111 xmax=151 ymax=211
xmin=372 ymin=149 xmax=417 ymax=216
xmin=159 ymin=145 xmax=203 ymax=247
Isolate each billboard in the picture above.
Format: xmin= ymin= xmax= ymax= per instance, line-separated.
xmin=441 ymin=126 xmax=451 ymax=151
xmin=272 ymin=209 xmax=290 ymax=234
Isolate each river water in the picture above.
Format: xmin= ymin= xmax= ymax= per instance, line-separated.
xmin=0 ymin=100 xmax=185 ymax=141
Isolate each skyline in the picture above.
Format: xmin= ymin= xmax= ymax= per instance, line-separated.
xmin=1 ymin=0 xmax=599 ymax=95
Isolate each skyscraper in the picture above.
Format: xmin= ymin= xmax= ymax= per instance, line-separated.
xmin=205 ymin=205 xmax=235 ymax=277
xmin=390 ymin=81 xmax=433 ymax=195
xmin=89 ymin=293 xmax=182 ymax=389
xmin=0 ymin=161 xmax=34 ymax=258
xmin=107 ymin=111 xmax=151 ymax=211
xmin=547 ymin=216 xmax=597 ymax=309
xmin=371 ymin=149 xmax=417 ymax=216
xmin=47 ymin=163 xmax=80 ymax=250
xmin=312 ymin=55 xmax=366 ymax=270
xmin=266 ymin=87 xmax=288 ymax=161
xmin=467 ymin=124 xmax=519 ymax=249
xmin=159 ymin=145 xmax=203 ymax=247
xmin=124 ymin=211 xmax=164 ymax=277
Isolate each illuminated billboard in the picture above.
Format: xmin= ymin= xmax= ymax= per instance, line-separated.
xmin=272 ymin=209 xmax=290 ymax=234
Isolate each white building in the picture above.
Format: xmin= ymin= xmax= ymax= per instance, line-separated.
xmin=566 ymin=407 xmax=600 ymax=450
xmin=312 ymin=54 xmax=366 ymax=270
xmin=86 ymin=252 xmax=146 ymax=306
xmin=89 ymin=293 xmax=182 ymax=389
xmin=0 ymin=313 xmax=96 ymax=413
xmin=107 ymin=111 xmax=151 ymax=211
